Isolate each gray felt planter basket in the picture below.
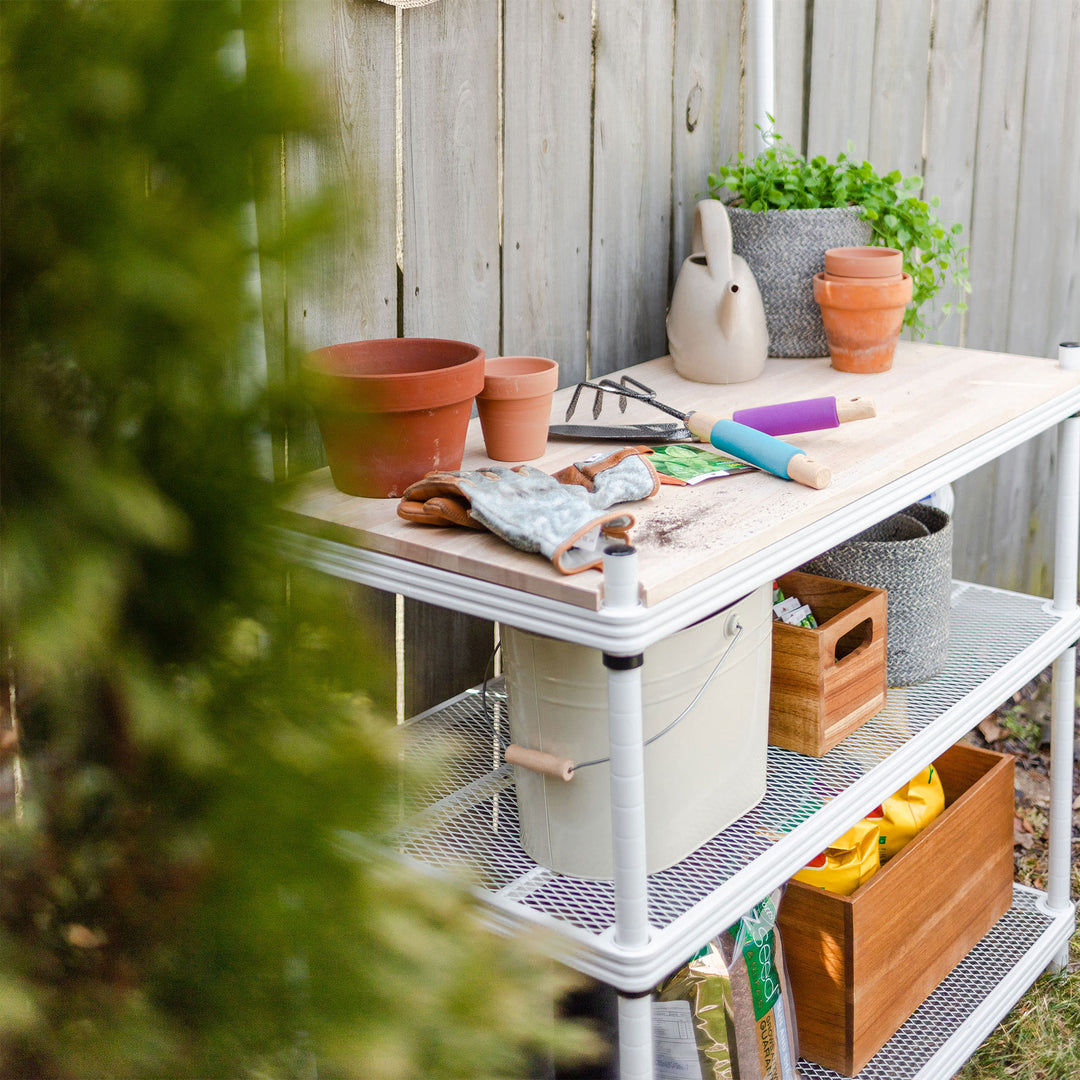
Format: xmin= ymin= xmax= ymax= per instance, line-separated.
xmin=726 ymin=205 xmax=873 ymax=358
xmin=800 ymin=502 xmax=953 ymax=687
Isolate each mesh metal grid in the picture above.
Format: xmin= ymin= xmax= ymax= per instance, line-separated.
xmin=384 ymin=584 xmax=1067 ymax=948
xmin=798 ymin=887 xmax=1060 ymax=1080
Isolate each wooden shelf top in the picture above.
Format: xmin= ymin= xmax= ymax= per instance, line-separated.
xmin=276 ymin=342 xmax=1080 ymax=611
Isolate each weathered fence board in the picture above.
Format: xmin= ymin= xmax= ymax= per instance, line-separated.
xmin=502 ymin=0 xmax=593 ymax=384
xmin=922 ymin=0 xmax=985 ymax=347
xmin=949 ymin=0 xmax=1032 ymax=589
xmin=805 ymin=0 xmax=877 ymax=160
xmin=589 ymin=0 xmax=673 ymax=376
xmin=671 ymin=0 xmax=743 ymax=271
xmin=964 ymin=0 xmax=1031 ymax=354
xmin=402 ymin=0 xmax=500 ymax=354
xmin=770 ymin=0 xmax=807 ymax=148
xmin=868 ymin=0 xmax=931 ymax=179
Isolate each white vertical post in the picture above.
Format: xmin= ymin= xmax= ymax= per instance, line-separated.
xmin=750 ymin=0 xmax=775 ymax=151
xmin=601 ymin=544 xmax=653 ymax=1080
xmin=1047 ymin=342 xmax=1079 ymax=968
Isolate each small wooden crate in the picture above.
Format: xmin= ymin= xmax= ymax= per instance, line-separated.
xmin=776 ymin=742 xmax=1015 ymax=1076
xmin=769 ymin=571 xmax=888 ymax=756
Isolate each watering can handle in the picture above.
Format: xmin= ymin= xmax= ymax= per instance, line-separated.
xmin=691 ymin=199 xmax=736 ymax=283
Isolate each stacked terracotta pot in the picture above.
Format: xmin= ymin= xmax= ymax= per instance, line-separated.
xmin=813 ymin=247 xmax=913 ymax=373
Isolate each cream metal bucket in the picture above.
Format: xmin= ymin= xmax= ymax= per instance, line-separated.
xmin=501 ymin=584 xmax=772 ymax=880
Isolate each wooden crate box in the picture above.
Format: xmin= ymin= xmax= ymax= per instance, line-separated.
xmin=776 ymin=741 xmax=1015 ymax=1076
xmin=769 ymin=570 xmax=888 ymax=756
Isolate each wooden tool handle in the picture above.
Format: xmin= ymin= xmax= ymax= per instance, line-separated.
xmin=686 ymin=411 xmax=722 ymax=440
xmin=786 ymin=454 xmax=832 ymax=489
xmin=835 ymin=396 xmax=876 ymax=423
xmin=505 ymin=743 xmax=575 ymax=781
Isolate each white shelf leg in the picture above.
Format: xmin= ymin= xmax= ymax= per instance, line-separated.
xmin=616 ymin=993 xmax=654 ymax=1080
xmin=602 ymin=544 xmax=654 ymax=1080
xmin=1047 ymin=387 xmax=1080 ymax=969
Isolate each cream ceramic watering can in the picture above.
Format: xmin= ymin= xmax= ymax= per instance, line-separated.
xmin=667 ymin=199 xmax=769 ymax=383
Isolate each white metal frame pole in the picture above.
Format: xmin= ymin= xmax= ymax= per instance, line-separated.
xmin=602 ymin=544 xmax=654 ymax=1080
xmin=750 ymin=0 xmax=775 ymax=151
xmin=1047 ymin=341 xmax=1080 ymax=968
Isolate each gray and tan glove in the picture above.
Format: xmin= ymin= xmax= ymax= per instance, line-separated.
xmin=397 ymin=447 xmax=659 ymax=573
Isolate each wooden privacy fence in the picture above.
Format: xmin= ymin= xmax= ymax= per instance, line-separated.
xmin=264 ymin=0 xmax=1080 ymax=716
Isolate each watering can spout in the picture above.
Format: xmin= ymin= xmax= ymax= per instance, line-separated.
xmin=719 ymin=281 xmax=740 ymax=340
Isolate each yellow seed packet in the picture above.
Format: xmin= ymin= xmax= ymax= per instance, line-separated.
xmin=867 ymin=763 xmax=945 ymax=861
xmin=792 ymin=819 xmax=880 ymax=896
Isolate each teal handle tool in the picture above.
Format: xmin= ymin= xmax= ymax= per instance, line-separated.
xmin=686 ymin=414 xmax=831 ymax=489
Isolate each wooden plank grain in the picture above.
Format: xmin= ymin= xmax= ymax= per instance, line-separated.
xmin=502 ymin=0 xmax=593 ymax=386
xmin=805 ymin=0 xmax=876 ymax=161
xmin=963 ymin=0 xmax=1031 ymax=354
xmin=269 ymin=1 xmax=399 ymax=478
xmin=1008 ymin=0 xmax=1075 ymax=359
xmin=771 ymin=0 xmax=808 ymax=148
xmin=921 ymin=0 xmax=985 ymax=348
xmin=289 ymin=0 xmax=398 ymax=352
xmin=980 ymin=0 xmax=1079 ymax=596
xmin=1046 ymin=1 xmax=1080 ymax=354
xmin=671 ymin=0 xmax=743 ymax=274
xmin=401 ymin=0 xmax=500 ymax=355
xmin=589 ymin=0 xmax=675 ymax=377
xmin=868 ymin=0 xmax=931 ymax=179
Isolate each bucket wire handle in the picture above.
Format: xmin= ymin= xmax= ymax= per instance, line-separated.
xmin=495 ymin=621 xmax=744 ymax=779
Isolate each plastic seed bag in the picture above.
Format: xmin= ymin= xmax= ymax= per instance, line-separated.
xmin=867 ymin=762 xmax=945 ymax=861
xmin=654 ymin=888 xmax=801 ymax=1079
xmin=792 ymin=819 xmax=880 ymax=896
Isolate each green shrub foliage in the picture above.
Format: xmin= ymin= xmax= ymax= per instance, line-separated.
xmin=0 ymin=3 xmax=594 ymax=1077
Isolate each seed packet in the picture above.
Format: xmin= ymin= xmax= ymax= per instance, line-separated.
xmin=655 ymin=889 xmax=801 ymax=1079
xmin=649 ymin=443 xmax=756 ymax=485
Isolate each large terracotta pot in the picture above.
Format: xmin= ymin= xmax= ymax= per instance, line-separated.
xmin=302 ymin=337 xmax=485 ymax=498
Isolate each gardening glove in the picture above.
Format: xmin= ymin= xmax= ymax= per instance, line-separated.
xmin=397 ymin=447 xmax=659 ymax=574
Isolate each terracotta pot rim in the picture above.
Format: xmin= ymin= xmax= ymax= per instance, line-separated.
xmin=813 ymin=272 xmax=914 ymax=309
xmin=304 ymin=337 xmax=483 ymax=378
xmin=478 ymin=356 xmax=559 ymax=400
xmin=824 ymin=246 xmax=903 ymax=278
xmin=302 ymin=337 xmax=485 ymax=412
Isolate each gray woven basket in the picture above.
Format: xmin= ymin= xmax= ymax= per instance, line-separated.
xmin=726 ymin=206 xmax=872 ymax=358
xmin=801 ymin=502 xmax=953 ymax=687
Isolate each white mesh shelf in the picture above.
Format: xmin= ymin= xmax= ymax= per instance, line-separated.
xmin=355 ymin=581 xmax=1080 ymax=992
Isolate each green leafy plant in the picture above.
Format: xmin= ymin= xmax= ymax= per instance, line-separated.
xmin=707 ymin=125 xmax=970 ymax=338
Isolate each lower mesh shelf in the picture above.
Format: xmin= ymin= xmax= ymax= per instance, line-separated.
xmin=375 ymin=581 xmax=1074 ymax=989
xmin=798 ymin=886 xmax=1072 ymax=1080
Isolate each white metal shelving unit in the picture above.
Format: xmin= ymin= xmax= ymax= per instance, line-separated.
xmin=278 ymin=342 xmax=1080 ymax=1080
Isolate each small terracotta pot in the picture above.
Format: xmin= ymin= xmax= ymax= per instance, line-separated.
xmin=824 ymin=246 xmax=903 ymax=279
xmin=813 ymin=272 xmax=914 ymax=374
xmin=302 ymin=337 xmax=485 ymax=498
xmin=476 ymin=356 xmax=559 ymax=461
